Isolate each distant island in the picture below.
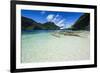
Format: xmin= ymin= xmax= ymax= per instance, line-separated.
xmin=21 ymin=13 xmax=90 ymax=32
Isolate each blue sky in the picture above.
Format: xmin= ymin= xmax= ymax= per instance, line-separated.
xmin=21 ymin=9 xmax=84 ymax=29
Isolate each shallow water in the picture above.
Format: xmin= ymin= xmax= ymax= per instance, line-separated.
xmin=21 ymin=30 xmax=90 ymax=63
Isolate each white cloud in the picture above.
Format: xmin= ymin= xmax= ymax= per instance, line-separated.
xmin=52 ymin=14 xmax=60 ymax=22
xmin=46 ymin=14 xmax=55 ymax=21
xmin=56 ymin=19 xmax=65 ymax=26
xmin=59 ymin=23 xmax=65 ymax=29
xmin=46 ymin=14 xmax=66 ymax=29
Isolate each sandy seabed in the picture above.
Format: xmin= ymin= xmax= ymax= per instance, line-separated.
xmin=21 ymin=31 xmax=90 ymax=63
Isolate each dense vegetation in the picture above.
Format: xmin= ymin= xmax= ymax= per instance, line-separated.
xmin=71 ymin=13 xmax=90 ymax=30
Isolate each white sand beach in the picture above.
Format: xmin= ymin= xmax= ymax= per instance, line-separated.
xmin=21 ymin=31 xmax=90 ymax=63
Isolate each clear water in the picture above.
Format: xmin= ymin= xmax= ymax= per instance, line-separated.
xmin=21 ymin=30 xmax=90 ymax=63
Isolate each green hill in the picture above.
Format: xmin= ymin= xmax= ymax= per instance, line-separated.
xmin=21 ymin=16 xmax=60 ymax=31
xmin=71 ymin=13 xmax=90 ymax=30
xmin=42 ymin=22 xmax=60 ymax=30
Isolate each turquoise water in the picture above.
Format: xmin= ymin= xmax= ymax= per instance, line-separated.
xmin=21 ymin=30 xmax=90 ymax=63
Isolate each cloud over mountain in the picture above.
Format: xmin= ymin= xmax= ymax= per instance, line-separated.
xmin=46 ymin=14 xmax=66 ymax=28
xmin=46 ymin=14 xmax=54 ymax=21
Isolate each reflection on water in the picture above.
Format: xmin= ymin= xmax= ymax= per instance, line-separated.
xmin=21 ymin=30 xmax=90 ymax=63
